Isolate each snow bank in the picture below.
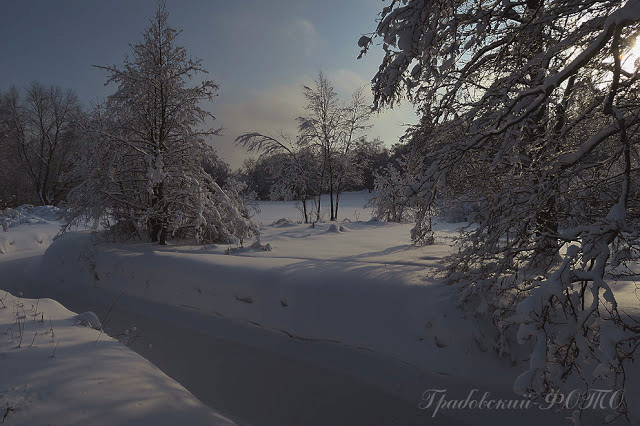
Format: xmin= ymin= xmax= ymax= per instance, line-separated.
xmin=39 ymin=221 xmax=513 ymax=388
xmin=0 ymin=291 xmax=234 ymax=425
xmin=0 ymin=205 xmax=62 ymax=228
xmin=0 ymin=205 xmax=62 ymax=254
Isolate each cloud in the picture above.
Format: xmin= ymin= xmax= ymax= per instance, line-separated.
xmin=212 ymin=82 xmax=309 ymax=168
xmin=369 ymin=101 xmax=417 ymax=146
xmin=328 ymin=68 xmax=417 ymax=147
xmin=332 ymin=68 xmax=369 ymax=94
xmin=282 ymin=17 xmax=317 ymax=56
xmin=212 ymin=74 xmax=418 ymax=169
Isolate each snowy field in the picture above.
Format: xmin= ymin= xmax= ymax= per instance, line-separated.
xmin=0 ymin=192 xmax=636 ymax=425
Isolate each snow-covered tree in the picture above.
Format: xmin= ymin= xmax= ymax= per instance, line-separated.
xmin=362 ymin=0 xmax=640 ymax=420
xmin=296 ymin=74 xmax=372 ymax=221
xmin=66 ymin=2 xmax=256 ymax=245
xmin=236 ymin=132 xmax=316 ymax=223
xmin=239 ymin=72 xmax=372 ymax=223
xmin=353 ymin=137 xmax=389 ymax=193
xmin=368 ymin=155 xmax=414 ymax=223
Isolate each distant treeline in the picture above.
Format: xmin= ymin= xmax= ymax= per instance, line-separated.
xmin=0 ymin=83 xmax=409 ymax=211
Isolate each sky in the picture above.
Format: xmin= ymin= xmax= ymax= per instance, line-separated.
xmin=0 ymin=0 xmax=417 ymax=169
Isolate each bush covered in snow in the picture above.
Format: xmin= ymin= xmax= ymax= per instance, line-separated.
xmin=0 ymin=205 xmax=62 ymax=231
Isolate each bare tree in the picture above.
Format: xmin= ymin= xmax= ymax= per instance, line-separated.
xmin=333 ymin=89 xmax=372 ymax=217
xmin=297 ymin=72 xmax=371 ymax=221
xmin=1 ymin=83 xmax=82 ymax=205
xmin=238 ymin=72 xmax=371 ymax=223
xmin=236 ymin=132 xmax=316 ymax=223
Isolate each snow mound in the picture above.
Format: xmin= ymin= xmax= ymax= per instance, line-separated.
xmin=74 ymin=311 xmax=102 ymax=329
xmin=324 ymin=224 xmax=352 ymax=233
xmin=225 ymin=239 xmax=273 ymax=255
xmin=269 ymin=218 xmax=295 ymax=227
xmin=250 ymin=239 xmax=272 ymax=251
xmin=325 ymin=224 xmax=342 ymax=233
xmin=0 ymin=227 xmax=60 ymax=255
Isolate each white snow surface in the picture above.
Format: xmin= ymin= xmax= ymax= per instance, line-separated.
xmin=253 ymin=190 xmax=374 ymax=225
xmin=0 ymin=205 xmax=62 ymax=254
xmin=0 ymin=192 xmax=637 ymax=425
xmin=40 ymin=210 xmax=493 ymax=384
xmin=0 ymin=291 xmax=234 ymax=425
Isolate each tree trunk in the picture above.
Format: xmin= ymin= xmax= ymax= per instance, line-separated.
xmin=150 ymin=181 xmax=166 ymax=243
xmin=302 ymin=198 xmax=308 ymax=223
xmin=315 ymin=192 xmax=322 ymax=222
xmin=315 ymin=158 xmax=326 ymax=222
xmin=150 ymin=218 xmax=160 ymax=242
xmin=329 ymin=170 xmax=335 ymax=221
xmin=159 ymin=223 xmax=168 ymax=245
xmin=521 ymin=0 xmax=559 ymax=257
xmin=329 ymin=191 xmax=335 ymax=221
xmin=158 ymin=181 xmax=168 ymax=245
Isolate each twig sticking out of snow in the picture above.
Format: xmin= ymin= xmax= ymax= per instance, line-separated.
xmin=50 ymin=338 xmax=61 ymax=358
xmin=234 ymin=293 xmax=254 ymax=304
xmin=15 ymin=318 xmax=24 ymax=348
xmin=31 ymin=299 xmax=40 ymax=322
xmin=96 ymin=290 xmax=126 ymax=342
xmin=47 ymin=317 xmax=55 ymax=342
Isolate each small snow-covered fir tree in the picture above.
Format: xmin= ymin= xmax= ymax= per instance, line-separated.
xmin=67 ymin=2 xmax=256 ymax=245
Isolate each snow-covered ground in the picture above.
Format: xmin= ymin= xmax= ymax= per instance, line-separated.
xmin=251 ymin=190 xmax=374 ymax=225
xmin=0 ymin=192 xmax=635 ymax=425
xmin=0 ymin=205 xmax=62 ymax=254
xmin=37 ymin=218 xmax=495 ymax=384
xmin=0 ymin=291 xmax=234 ymax=425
